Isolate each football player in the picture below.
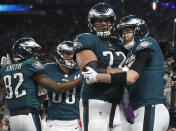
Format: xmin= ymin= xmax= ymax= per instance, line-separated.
xmin=0 ymin=37 xmax=82 ymax=131
xmin=82 ymin=15 xmax=170 ymax=131
xmin=44 ymin=41 xmax=82 ymax=131
xmin=73 ymin=3 xmax=130 ymax=131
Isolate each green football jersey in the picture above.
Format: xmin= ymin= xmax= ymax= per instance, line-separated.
xmin=44 ymin=63 xmax=81 ymax=120
xmin=127 ymin=37 xmax=165 ymax=110
xmin=0 ymin=59 xmax=44 ymax=110
xmin=74 ymin=33 xmax=126 ymax=102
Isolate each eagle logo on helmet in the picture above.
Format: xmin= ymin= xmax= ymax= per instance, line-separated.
xmin=12 ymin=37 xmax=41 ymax=62
xmin=117 ymin=15 xmax=149 ymax=50
xmin=54 ymin=41 xmax=77 ymax=69
xmin=88 ymin=3 xmax=116 ymax=39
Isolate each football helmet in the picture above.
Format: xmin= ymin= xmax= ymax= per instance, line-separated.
xmin=54 ymin=41 xmax=77 ymax=69
xmin=88 ymin=3 xmax=116 ymax=39
xmin=117 ymin=15 xmax=149 ymax=50
xmin=12 ymin=37 xmax=41 ymax=62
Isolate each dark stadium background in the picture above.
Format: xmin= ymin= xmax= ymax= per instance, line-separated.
xmin=0 ymin=0 xmax=175 ymax=130
xmin=0 ymin=0 xmax=175 ymax=62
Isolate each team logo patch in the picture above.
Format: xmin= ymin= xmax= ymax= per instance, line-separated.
xmin=32 ymin=61 xmax=43 ymax=69
xmin=136 ymin=41 xmax=151 ymax=51
xmin=73 ymin=41 xmax=83 ymax=49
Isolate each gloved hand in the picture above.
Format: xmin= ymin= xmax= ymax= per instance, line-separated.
xmin=1 ymin=56 xmax=7 ymax=67
xmin=82 ymin=66 xmax=98 ymax=84
xmin=1 ymin=54 xmax=12 ymax=67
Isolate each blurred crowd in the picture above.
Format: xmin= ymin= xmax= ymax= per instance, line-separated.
xmin=0 ymin=1 xmax=175 ymax=131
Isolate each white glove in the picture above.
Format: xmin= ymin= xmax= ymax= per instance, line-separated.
xmin=6 ymin=54 xmax=12 ymax=64
xmin=1 ymin=54 xmax=12 ymax=67
xmin=82 ymin=66 xmax=98 ymax=84
xmin=1 ymin=56 xmax=7 ymax=67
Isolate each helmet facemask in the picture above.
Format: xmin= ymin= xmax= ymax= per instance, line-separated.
xmin=54 ymin=41 xmax=77 ymax=70
xmin=88 ymin=3 xmax=116 ymax=39
xmin=91 ymin=17 xmax=115 ymax=39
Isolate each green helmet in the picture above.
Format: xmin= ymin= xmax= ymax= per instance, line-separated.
xmin=117 ymin=15 xmax=149 ymax=50
xmin=88 ymin=3 xmax=116 ymax=39
xmin=12 ymin=37 xmax=41 ymax=62
xmin=54 ymin=41 xmax=77 ymax=69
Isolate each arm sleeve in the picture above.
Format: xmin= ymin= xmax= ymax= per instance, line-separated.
xmin=83 ymin=61 xmax=107 ymax=73
xmin=24 ymin=60 xmax=45 ymax=77
xmin=130 ymin=50 xmax=152 ymax=75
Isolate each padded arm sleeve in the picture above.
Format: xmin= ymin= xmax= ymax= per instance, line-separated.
xmin=83 ymin=61 xmax=107 ymax=73
xmin=130 ymin=50 xmax=152 ymax=75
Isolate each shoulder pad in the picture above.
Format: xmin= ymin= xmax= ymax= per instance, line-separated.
xmin=44 ymin=62 xmax=55 ymax=68
xmin=136 ymin=40 xmax=152 ymax=51
xmin=74 ymin=33 xmax=97 ymax=42
xmin=44 ymin=62 xmax=55 ymax=66
xmin=73 ymin=33 xmax=90 ymax=49
xmin=73 ymin=41 xmax=84 ymax=50
xmin=25 ymin=59 xmax=43 ymax=70
xmin=31 ymin=61 xmax=43 ymax=70
xmin=73 ymin=33 xmax=97 ymax=50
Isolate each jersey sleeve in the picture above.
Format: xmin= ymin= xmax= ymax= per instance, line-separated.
xmin=43 ymin=63 xmax=48 ymax=72
xmin=135 ymin=37 xmax=157 ymax=53
xmin=130 ymin=50 xmax=152 ymax=74
xmin=43 ymin=63 xmax=52 ymax=75
xmin=73 ymin=33 xmax=97 ymax=54
xmin=23 ymin=60 xmax=45 ymax=77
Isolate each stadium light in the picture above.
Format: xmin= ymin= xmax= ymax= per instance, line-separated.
xmin=152 ymin=1 xmax=157 ymax=10
xmin=159 ymin=1 xmax=176 ymax=10
xmin=0 ymin=4 xmax=32 ymax=12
